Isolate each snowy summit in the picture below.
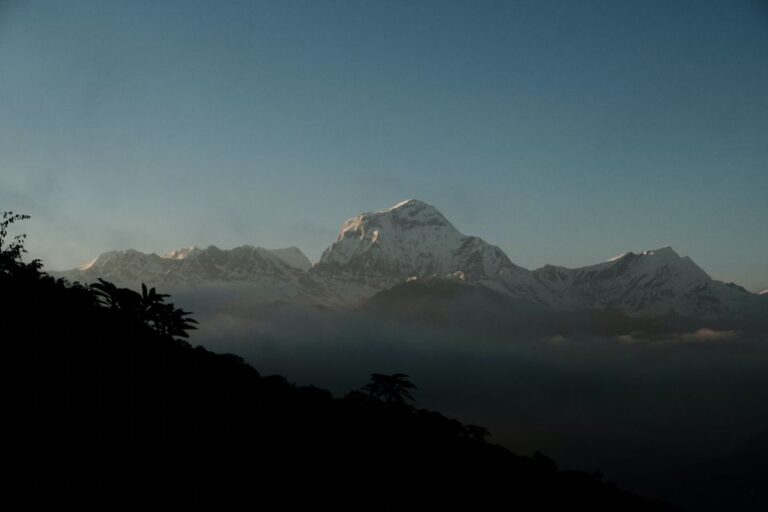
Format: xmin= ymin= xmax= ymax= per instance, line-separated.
xmin=314 ymin=199 xmax=541 ymax=300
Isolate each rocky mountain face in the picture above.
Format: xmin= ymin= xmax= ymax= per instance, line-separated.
xmin=54 ymin=200 xmax=765 ymax=321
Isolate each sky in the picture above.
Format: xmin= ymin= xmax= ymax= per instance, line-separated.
xmin=1 ymin=0 xmax=766 ymax=291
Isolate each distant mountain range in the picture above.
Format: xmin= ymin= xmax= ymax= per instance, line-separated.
xmin=54 ymin=199 xmax=766 ymax=323
xmin=72 ymin=245 xmax=311 ymax=287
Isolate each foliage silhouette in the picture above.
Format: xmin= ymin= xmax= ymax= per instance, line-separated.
xmin=0 ymin=211 xmax=41 ymax=274
xmin=463 ymin=424 xmax=491 ymax=443
xmin=91 ymin=279 xmax=198 ymax=339
xmin=1 ymin=211 xmax=677 ymax=509
xmin=362 ymin=373 xmax=417 ymax=404
xmin=0 ymin=211 xmax=29 ymax=260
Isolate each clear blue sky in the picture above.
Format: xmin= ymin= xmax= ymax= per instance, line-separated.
xmin=1 ymin=0 xmax=766 ymax=290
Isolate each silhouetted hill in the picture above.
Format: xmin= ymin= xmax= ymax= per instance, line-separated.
xmin=1 ymin=215 xmax=675 ymax=509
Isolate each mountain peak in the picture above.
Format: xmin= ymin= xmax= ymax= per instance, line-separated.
xmin=607 ymin=246 xmax=679 ymax=263
xmin=319 ymin=200 xmax=461 ymax=271
xmin=331 ymin=200 xmax=458 ymax=244
xmin=607 ymin=251 xmax=634 ymax=262
xmin=377 ymin=199 xmax=454 ymax=229
xmin=388 ymin=198 xmax=430 ymax=211
xmin=314 ymin=200 xmax=540 ymax=298
xmin=610 ymin=246 xmax=709 ymax=280
xmin=640 ymin=246 xmax=679 ymax=258
xmin=164 ymin=246 xmax=200 ymax=260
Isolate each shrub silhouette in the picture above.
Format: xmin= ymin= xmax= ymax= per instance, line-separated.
xmin=0 ymin=211 xmax=676 ymax=510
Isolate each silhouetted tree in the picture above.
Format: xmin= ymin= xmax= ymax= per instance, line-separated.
xmin=91 ymin=278 xmax=197 ymax=339
xmin=0 ymin=211 xmax=28 ymax=259
xmin=362 ymin=373 xmax=417 ymax=404
xmin=0 ymin=211 xmax=41 ymax=274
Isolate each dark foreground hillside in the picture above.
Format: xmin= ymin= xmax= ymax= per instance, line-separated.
xmin=1 ymin=217 xmax=673 ymax=509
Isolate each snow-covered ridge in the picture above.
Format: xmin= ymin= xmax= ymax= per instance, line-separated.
xmin=532 ymin=246 xmax=750 ymax=318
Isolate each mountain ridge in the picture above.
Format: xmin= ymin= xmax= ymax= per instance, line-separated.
xmin=55 ymin=244 xmax=312 ymax=289
xmin=53 ymin=200 xmax=766 ymax=322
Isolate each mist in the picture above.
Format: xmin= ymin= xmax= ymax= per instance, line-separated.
xmin=172 ymin=285 xmax=768 ymax=504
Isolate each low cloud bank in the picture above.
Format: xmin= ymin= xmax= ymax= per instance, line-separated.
xmin=169 ymin=288 xmax=768 ymax=504
xmin=680 ymin=328 xmax=741 ymax=343
xmin=615 ymin=328 xmax=744 ymax=347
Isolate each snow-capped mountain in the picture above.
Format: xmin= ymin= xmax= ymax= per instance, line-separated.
xmin=532 ymin=247 xmax=761 ymax=319
xmin=56 ymin=245 xmax=312 ymax=290
xmin=52 ymin=199 xmax=765 ymax=321
xmin=312 ymin=199 xmax=544 ymax=302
